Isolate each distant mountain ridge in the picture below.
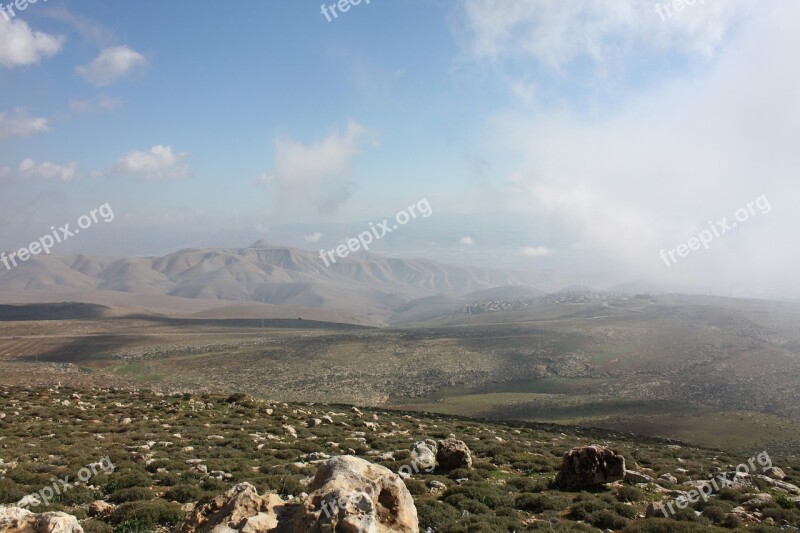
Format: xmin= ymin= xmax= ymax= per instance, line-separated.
xmin=0 ymin=242 xmax=548 ymax=324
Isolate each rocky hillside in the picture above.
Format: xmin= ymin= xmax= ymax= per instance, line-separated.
xmin=1 ymin=387 xmax=799 ymax=532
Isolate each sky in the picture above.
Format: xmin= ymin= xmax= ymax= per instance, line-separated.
xmin=0 ymin=0 xmax=797 ymax=297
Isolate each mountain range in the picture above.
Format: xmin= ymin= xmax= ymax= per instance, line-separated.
xmin=0 ymin=241 xmax=564 ymax=325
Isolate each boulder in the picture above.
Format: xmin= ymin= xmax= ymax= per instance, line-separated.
xmin=555 ymin=445 xmax=625 ymax=490
xmin=755 ymin=474 xmax=800 ymax=494
xmin=436 ymin=439 xmax=472 ymax=470
xmin=35 ymin=512 xmax=85 ymax=533
xmin=0 ymin=507 xmax=84 ymax=533
xmin=742 ymin=493 xmax=773 ymax=508
xmin=410 ymin=440 xmax=437 ymax=471
xmin=711 ymin=471 xmax=757 ymax=490
xmin=293 ymin=455 xmax=419 ymax=532
xmin=87 ymin=500 xmax=113 ymax=518
xmin=178 ymin=482 xmax=289 ymax=533
xmin=658 ymin=473 xmax=678 ymax=485
xmin=764 ymin=466 xmax=787 ymax=480
xmin=624 ymin=470 xmax=653 ymax=484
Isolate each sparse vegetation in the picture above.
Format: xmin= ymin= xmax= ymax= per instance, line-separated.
xmin=0 ymin=386 xmax=795 ymax=531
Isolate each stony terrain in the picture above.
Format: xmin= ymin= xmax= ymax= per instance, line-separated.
xmin=1 ymin=386 xmax=800 ymax=532
xmin=3 ymin=295 xmax=800 ymax=455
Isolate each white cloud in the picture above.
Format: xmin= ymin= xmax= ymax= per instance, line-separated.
xmin=76 ymin=46 xmax=146 ymax=86
xmin=0 ymin=17 xmax=64 ymax=68
xmin=0 ymin=110 xmax=49 ymax=140
xmin=521 ymin=246 xmax=553 ymax=257
xmin=17 ymin=158 xmax=79 ymax=181
xmin=111 ymin=145 xmax=189 ymax=181
xmin=69 ymin=94 xmax=123 ymax=113
xmin=459 ymin=236 xmax=475 ymax=245
xmin=481 ymin=2 xmax=800 ymax=294
xmin=258 ymin=120 xmax=370 ymax=214
xmin=455 ymin=0 xmax=754 ymax=69
xmin=304 ymin=232 xmax=323 ymax=243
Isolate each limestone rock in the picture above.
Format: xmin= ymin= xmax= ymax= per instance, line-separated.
xmin=436 ymin=439 xmax=472 ymax=470
xmin=624 ymin=470 xmax=653 ymax=484
xmin=178 ymin=482 xmax=289 ymax=533
xmin=764 ymin=466 xmax=787 ymax=480
xmin=0 ymin=507 xmax=84 ymax=533
xmin=87 ymin=500 xmax=113 ymax=518
xmin=555 ymin=445 xmax=625 ymax=490
xmin=293 ymin=455 xmax=419 ymax=532
xmin=410 ymin=440 xmax=437 ymax=471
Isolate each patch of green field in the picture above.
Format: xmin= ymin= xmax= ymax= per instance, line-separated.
xmin=586 ymin=343 xmax=637 ymax=364
xmin=113 ymin=362 xmax=165 ymax=382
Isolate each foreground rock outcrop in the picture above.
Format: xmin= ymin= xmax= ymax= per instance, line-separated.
xmin=294 ymin=455 xmax=419 ymax=532
xmin=180 ymin=482 xmax=290 ymax=532
xmin=555 ymin=445 xmax=626 ymax=490
xmin=179 ymin=456 xmax=419 ymax=533
xmin=0 ymin=507 xmax=84 ymax=533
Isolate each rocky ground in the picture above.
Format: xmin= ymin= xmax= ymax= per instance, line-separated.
xmin=1 ymin=386 xmax=800 ymax=532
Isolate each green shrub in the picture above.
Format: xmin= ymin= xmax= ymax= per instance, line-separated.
xmin=722 ymin=513 xmax=739 ymax=529
xmin=775 ymin=493 xmax=795 ymax=509
xmin=403 ymin=479 xmax=427 ymax=496
xmin=701 ymin=505 xmax=725 ymax=524
xmin=567 ymin=498 xmax=607 ymax=521
xmin=105 ymin=472 xmax=151 ymax=492
xmin=80 ymin=519 xmax=113 ymax=533
xmin=60 ymin=486 xmax=99 ymax=506
xmin=617 ymin=485 xmax=644 ymax=503
xmin=108 ymin=487 xmax=153 ymax=504
xmin=507 ymin=476 xmax=549 ymax=493
xmin=0 ymin=479 xmax=27 ymax=504
xmin=109 ymin=499 xmax=185 ymax=528
xmin=442 ymin=484 xmax=514 ymax=509
xmin=200 ymin=478 xmax=229 ymax=492
xmin=164 ymin=484 xmax=202 ymax=503
xmin=622 ymin=519 xmax=718 ymax=532
xmin=514 ymin=493 xmax=567 ymax=513
xmin=587 ymin=509 xmax=628 ymax=529
xmin=416 ymin=500 xmax=460 ymax=531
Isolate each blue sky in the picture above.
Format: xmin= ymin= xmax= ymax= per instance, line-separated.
xmin=1 ymin=0 xmax=798 ymax=296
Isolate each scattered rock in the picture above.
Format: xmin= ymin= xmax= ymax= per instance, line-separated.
xmin=410 ymin=440 xmax=437 ymax=470
xmin=712 ymin=471 xmax=757 ymax=490
xmin=624 ymin=470 xmax=653 ymax=484
xmin=755 ymin=474 xmax=800 ymax=494
xmin=427 ymin=480 xmax=447 ymax=491
xmin=764 ymin=466 xmax=787 ymax=480
xmin=436 ymin=439 xmax=473 ymax=471
xmin=555 ymin=445 xmax=625 ymax=490
xmin=87 ymin=500 xmax=114 ymax=517
xmin=658 ymin=473 xmax=678 ymax=485
xmin=742 ymin=493 xmax=773 ymax=508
